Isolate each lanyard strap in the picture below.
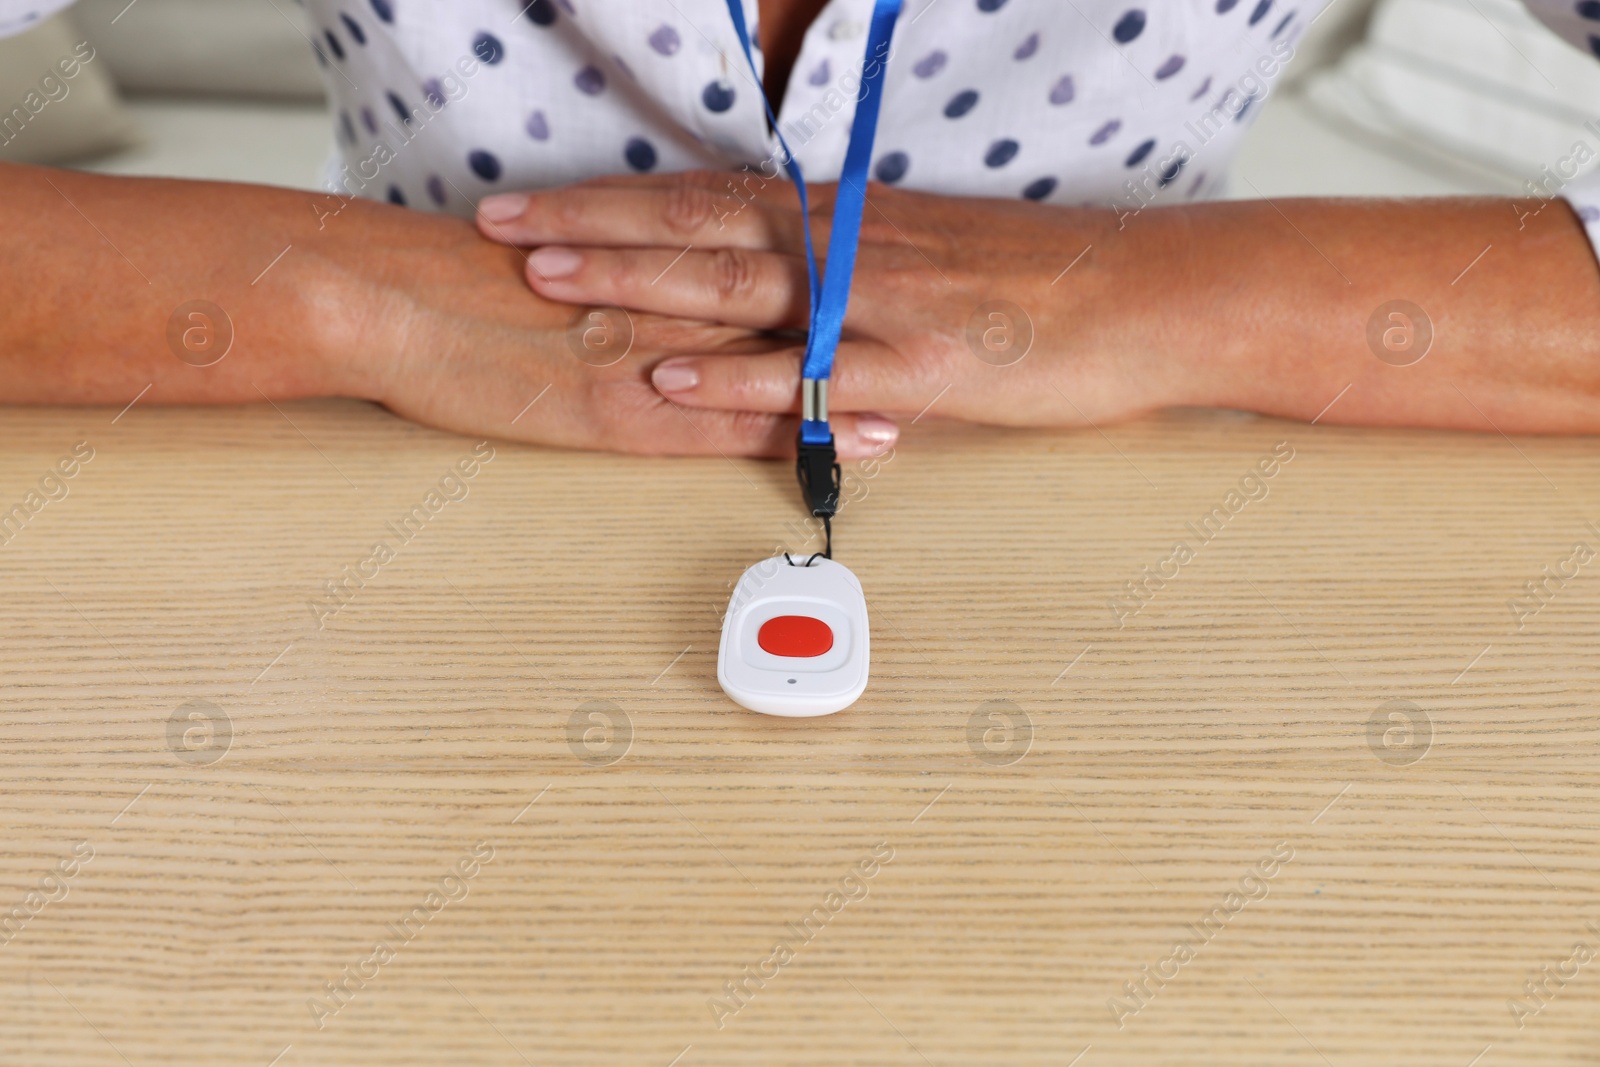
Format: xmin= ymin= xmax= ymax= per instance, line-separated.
xmin=723 ymin=0 xmax=902 ymax=525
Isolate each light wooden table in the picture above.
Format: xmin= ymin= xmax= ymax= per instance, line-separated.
xmin=3 ymin=401 xmax=1598 ymax=1066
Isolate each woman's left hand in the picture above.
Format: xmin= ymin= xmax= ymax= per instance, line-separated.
xmin=473 ymin=170 xmax=1186 ymax=430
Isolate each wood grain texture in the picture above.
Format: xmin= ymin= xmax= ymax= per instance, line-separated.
xmin=2 ymin=400 xmax=1599 ymax=1066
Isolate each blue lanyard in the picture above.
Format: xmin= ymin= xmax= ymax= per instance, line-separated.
xmin=723 ymin=0 xmax=902 ymax=529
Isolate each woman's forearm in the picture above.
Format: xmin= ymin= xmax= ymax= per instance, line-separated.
xmin=0 ymin=162 xmax=381 ymax=406
xmin=12 ymin=160 xmax=1600 ymax=442
xmin=0 ymin=163 xmax=891 ymax=458
xmin=465 ymin=174 xmax=1600 ymax=437
xmin=1109 ymin=195 xmax=1600 ymax=433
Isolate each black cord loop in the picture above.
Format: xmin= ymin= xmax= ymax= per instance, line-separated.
xmin=783 ymin=516 xmax=831 ymax=565
xmin=795 ymin=433 xmax=839 ymax=561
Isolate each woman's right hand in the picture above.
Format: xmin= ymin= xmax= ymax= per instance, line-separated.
xmin=0 ymin=163 xmax=896 ymax=459
xmin=316 ymin=195 xmax=899 ymax=459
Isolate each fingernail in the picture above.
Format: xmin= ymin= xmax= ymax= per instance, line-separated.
xmin=478 ymin=193 xmax=529 ymax=222
xmin=651 ymin=359 xmax=700 ymax=393
xmin=528 ymin=246 xmax=583 ymax=280
xmin=856 ymin=414 xmax=899 ymax=443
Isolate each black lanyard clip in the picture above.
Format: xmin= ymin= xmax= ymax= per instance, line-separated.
xmin=795 ymin=433 xmax=838 ymax=559
xmin=796 ymin=434 xmax=841 ymax=519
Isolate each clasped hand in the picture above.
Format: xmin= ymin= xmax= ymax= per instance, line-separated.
xmin=467 ymin=170 xmax=1167 ymax=457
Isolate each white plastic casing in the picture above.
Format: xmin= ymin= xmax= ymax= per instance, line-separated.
xmin=717 ymin=556 xmax=870 ymax=717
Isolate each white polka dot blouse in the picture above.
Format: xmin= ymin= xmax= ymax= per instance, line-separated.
xmin=5 ymin=0 xmax=1600 ymax=257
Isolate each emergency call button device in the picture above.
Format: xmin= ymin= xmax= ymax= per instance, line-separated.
xmin=717 ymin=555 xmax=870 ymax=717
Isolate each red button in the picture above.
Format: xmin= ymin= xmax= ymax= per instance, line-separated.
xmin=758 ymin=615 xmax=834 ymax=658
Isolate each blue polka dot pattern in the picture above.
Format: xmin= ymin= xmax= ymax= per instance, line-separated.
xmin=310 ymin=0 xmax=1600 ymax=250
xmin=648 ymin=24 xmax=680 ymax=55
xmin=624 ymin=137 xmax=657 ymax=171
xmin=387 ymin=91 xmax=412 ymax=124
xmin=944 ymin=89 xmax=979 ymax=117
xmin=1022 ymin=176 xmax=1057 ymax=200
xmin=701 ymin=80 xmax=736 ymax=112
xmin=387 ymin=185 xmax=406 ymax=205
xmin=1591 ymin=33 xmax=1600 ymax=57
xmin=985 ymin=139 xmax=1019 ymax=167
xmin=875 ymin=151 xmax=910 ymax=183
xmin=473 ymin=32 xmax=505 ymax=64
xmin=913 ymin=50 xmax=948 ymax=78
xmin=1089 ymin=119 xmax=1121 ymax=145
xmin=468 ymin=150 xmax=502 ymax=181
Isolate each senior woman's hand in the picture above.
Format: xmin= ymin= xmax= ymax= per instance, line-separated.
xmin=0 ymin=162 xmax=896 ymax=459
xmin=477 ymin=170 xmax=1600 ymax=437
xmin=315 ymin=187 xmax=899 ymax=459
xmin=474 ymin=170 xmax=1161 ymax=428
